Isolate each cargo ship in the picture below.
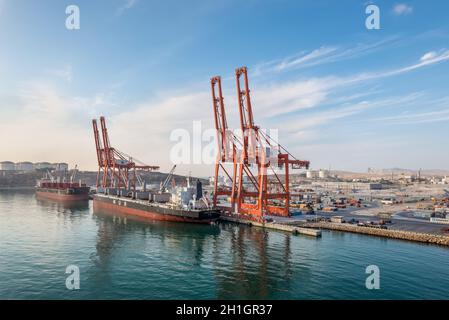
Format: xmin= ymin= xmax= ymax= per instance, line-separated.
xmin=93 ymin=178 xmax=220 ymax=224
xmin=91 ymin=117 xmax=220 ymax=224
xmin=35 ymin=171 xmax=90 ymax=201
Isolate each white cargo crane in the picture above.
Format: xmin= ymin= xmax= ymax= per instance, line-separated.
xmin=46 ymin=169 xmax=54 ymax=182
xmin=135 ymin=172 xmax=145 ymax=190
xmin=160 ymin=165 xmax=177 ymax=193
xmin=70 ymin=164 xmax=78 ymax=183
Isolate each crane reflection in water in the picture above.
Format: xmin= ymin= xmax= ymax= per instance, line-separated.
xmin=90 ymin=208 xmax=303 ymax=299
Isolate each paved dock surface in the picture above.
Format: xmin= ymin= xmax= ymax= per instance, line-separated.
xmin=219 ymin=215 xmax=322 ymax=237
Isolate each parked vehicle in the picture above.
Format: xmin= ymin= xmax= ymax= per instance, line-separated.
xmin=381 ymin=198 xmax=395 ymax=205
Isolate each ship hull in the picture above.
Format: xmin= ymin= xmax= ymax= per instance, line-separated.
xmin=36 ymin=188 xmax=90 ymax=201
xmin=93 ymin=195 xmax=220 ymax=224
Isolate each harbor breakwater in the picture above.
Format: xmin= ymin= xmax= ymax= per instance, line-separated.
xmin=300 ymin=221 xmax=449 ymax=246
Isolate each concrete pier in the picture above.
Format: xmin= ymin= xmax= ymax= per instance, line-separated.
xmin=220 ymin=215 xmax=322 ymax=237
xmin=301 ymin=221 xmax=449 ymax=246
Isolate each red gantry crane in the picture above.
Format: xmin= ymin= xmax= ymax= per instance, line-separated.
xmin=92 ymin=116 xmax=159 ymax=193
xmin=211 ymin=67 xmax=310 ymax=219
xmin=211 ymin=76 xmax=238 ymax=212
xmin=235 ymin=66 xmax=309 ymax=218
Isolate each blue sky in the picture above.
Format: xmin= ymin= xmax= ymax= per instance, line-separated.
xmin=0 ymin=0 xmax=448 ymax=175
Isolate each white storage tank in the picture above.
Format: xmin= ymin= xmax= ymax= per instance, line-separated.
xmin=318 ymin=169 xmax=329 ymax=179
xmin=0 ymin=161 xmax=15 ymax=171
xmin=15 ymin=162 xmax=34 ymax=171
xmin=306 ymin=170 xmax=318 ymax=179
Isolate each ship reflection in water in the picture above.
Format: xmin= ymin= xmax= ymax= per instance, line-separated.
xmin=1 ymin=190 xmax=449 ymax=299
xmin=35 ymin=196 xmax=90 ymax=220
xmin=35 ymin=196 xmax=89 ymax=211
xmin=91 ymin=210 xmax=307 ymax=299
xmin=212 ymin=223 xmax=298 ymax=299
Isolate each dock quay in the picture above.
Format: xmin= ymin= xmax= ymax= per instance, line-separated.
xmin=219 ymin=215 xmax=322 ymax=237
xmin=299 ymin=221 xmax=449 ymax=246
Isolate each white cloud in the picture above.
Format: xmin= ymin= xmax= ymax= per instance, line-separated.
xmin=0 ymin=84 xmax=96 ymax=168
xmin=367 ymin=103 xmax=449 ymax=125
xmin=384 ymin=49 xmax=449 ymax=74
xmin=251 ymin=77 xmax=337 ymax=117
xmin=0 ymin=80 xmax=214 ymax=174
xmin=254 ymin=37 xmax=400 ymax=74
xmin=3 ymin=40 xmax=449 ymax=175
xmin=117 ymin=0 xmax=139 ymax=15
xmin=275 ymin=47 xmax=338 ymax=71
xmin=340 ymin=49 xmax=449 ymax=85
xmin=124 ymin=0 xmax=138 ymax=9
xmin=420 ymin=51 xmax=437 ymax=62
xmin=280 ymin=93 xmax=421 ymax=135
xmin=46 ymin=65 xmax=72 ymax=82
xmin=248 ymin=49 xmax=449 ymax=118
xmin=108 ymin=91 xmax=213 ymax=171
xmin=393 ymin=3 xmax=413 ymax=15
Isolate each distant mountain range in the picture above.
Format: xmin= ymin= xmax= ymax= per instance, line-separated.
xmin=335 ymin=168 xmax=449 ymax=178
xmin=368 ymin=168 xmax=449 ymax=176
xmin=0 ymin=171 xmax=209 ymax=188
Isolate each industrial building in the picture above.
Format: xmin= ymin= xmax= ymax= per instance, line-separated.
xmin=311 ymin=181 xmax=384 ymax=191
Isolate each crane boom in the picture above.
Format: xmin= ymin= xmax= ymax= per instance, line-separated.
xmin=160 ymin=165 xmax=176 ymax=192
xmin=92 ymin=119 xmax=104 ymax=187
xmin=211 ymin=76 xmax=238 ymax=212
xmin=92 ymin=116 xmax=159 ymax=194
xmin=234 ymin=66 xmax=310 ymax=218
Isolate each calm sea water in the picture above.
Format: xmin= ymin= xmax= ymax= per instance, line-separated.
xmin=0 ymin=189 xmax=448 ymax=299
